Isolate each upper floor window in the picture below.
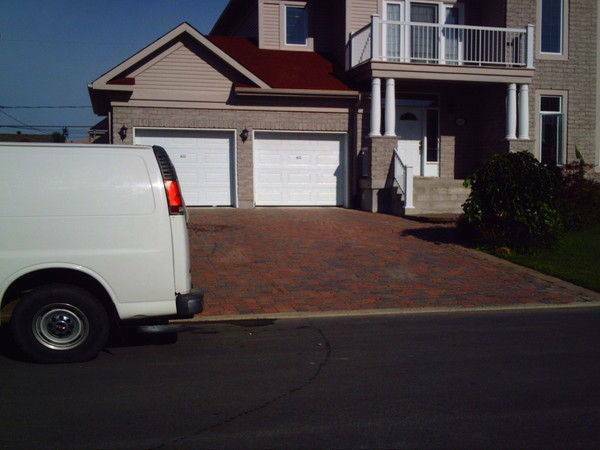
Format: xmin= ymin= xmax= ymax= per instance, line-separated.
xmin=540 ymin=0 xmax=565 ymax=54
xmin=285 ymin=5 xmax=308 ymax=46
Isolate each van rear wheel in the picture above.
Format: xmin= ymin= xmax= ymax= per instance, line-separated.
xmin=9 ymin=284 xmax=109 ymax=363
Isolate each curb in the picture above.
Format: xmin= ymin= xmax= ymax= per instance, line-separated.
xmin=176 ymin=301 xmax=600 ymax=323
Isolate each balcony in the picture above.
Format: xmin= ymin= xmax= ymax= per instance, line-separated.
xmin=348 ymin=16 xmax=535 ymax=81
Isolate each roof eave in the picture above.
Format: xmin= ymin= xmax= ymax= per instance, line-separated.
xmin=235 ymin=87 xmax=360 ymax=99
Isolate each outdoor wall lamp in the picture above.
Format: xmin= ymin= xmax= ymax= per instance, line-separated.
xmin=118 ymin=125 xmax=128 ymax=141
xmin=240 ymin=128 xmax=249 ymax=142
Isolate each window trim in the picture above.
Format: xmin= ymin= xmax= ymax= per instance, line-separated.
xmin=536 ymin=0 xmax=569 ymax=60
xmin=536 ymin=90 xmax=568 ymax=166
xmin=382 ymin=0 xmax=464 ymax=26
xmin=282 ymin=3 xmax=309 ymax=48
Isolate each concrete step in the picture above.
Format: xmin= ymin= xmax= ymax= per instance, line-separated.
xmin=408 ymin=177 xmax=470 ymax=215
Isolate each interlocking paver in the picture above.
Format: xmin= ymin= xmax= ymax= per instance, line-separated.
xmin=188 ymin=208 xmax=595 ymax=316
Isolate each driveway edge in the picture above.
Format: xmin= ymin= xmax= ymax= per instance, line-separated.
xmin=444 ymin=243 xmax=600 ymax=302
xmin=179 ymin=301 xmax=600 ymax=323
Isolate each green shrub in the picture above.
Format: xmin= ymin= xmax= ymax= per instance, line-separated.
xmin=558 ymin=151 xmax=600 ymax=230
xmin=460 ymin=152 xmax=563 ymax=249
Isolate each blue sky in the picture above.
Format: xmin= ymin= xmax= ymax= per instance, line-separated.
xmin=0 ymin=0 xmax=227 ymax=140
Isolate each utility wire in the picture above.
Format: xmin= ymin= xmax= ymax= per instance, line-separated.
xmin=0 ymin=105 xmax=92 ymax=109
xmin=1 ymin=38 xmax=136 ymax=47
xmin=0 ymin=109 xmax=44 ymax=132
xmin=0 ymin=124 xmax=94 ymax=129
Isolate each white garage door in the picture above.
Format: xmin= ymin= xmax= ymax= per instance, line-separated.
xmin=134 ymin=129 xmax=235 ymax=206
xmin=254 ymin=132 xmax=346 ymax=206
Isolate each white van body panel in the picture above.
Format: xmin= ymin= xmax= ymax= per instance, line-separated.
xmin=0 ymin=143 xmax=192 ymax=320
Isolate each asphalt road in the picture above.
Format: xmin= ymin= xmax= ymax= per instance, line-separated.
xmin=1 ymin=308 xmax=599 ymax=449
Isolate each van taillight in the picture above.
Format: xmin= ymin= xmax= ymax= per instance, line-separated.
xmin=152 ymin=145 xmax=185 ymax=215
xmin=164 ymin=180 xmax=184 ymax=214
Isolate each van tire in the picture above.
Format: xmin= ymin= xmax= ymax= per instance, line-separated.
xmin=9 ymin=284 xmax=110 ymax=363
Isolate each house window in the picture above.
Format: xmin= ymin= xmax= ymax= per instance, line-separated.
xmin=540 ymin=0 xmax=564 ymax=54
xmin=285 ymin=5 xmax=308 ymax=45
xmin=410 ymin=3 xmax=439 ymax=61
xmin=539 ymin=95 xmax=565 ymax=165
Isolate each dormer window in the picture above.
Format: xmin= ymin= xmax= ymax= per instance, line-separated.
xmin=285 ymin=5 xmax=308 ymax=45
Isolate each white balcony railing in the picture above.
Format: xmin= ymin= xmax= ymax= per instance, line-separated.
xmin=348 ymin=17 xmax=534 ymax=70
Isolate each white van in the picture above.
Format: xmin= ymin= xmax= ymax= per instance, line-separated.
xmin=0 ymin=142 xmax=203 ymax=363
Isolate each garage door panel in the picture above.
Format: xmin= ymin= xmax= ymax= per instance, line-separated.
xmin=288 ymin=173 xmax=312 ymax=184
xmin=254 ymin=132 xmax=345 ymax=206
xmin=134 ymin=129 xmax=235 ymax=206
xmin=176 ymin=169 xmax=200 ymax=185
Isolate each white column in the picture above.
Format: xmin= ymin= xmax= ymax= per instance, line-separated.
xmin=506 ymin=83 xmax=517 ymax=140
xmin=518 ymin=84 xmax=530 ymax=140
xmin=370 ymin=78 xmax=382 ymax=137
xmin=384 ymin=78 xmax=396 ymax=137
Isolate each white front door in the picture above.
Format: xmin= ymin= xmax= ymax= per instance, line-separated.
xmin=253 ymin=132 xmax=346 ymax=206
xmin=134 ymin=128 xmax=235 ymax=206
xmin=396 ymin=108 xmax=424 ymax=175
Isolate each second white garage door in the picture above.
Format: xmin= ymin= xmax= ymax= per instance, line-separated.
xmin=134 ymin=128 xmax=235 ymax=206
xmin=254 ymin=132 xmax=346 ymax=206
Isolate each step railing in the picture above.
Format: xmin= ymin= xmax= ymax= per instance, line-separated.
xmin=393 ymin=148 xmax=414 ymax=210
xmin=348 ymin=18 xmax=534 ymax=69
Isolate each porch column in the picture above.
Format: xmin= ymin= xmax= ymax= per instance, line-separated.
xmin=384 ymin=78 xmax=396 ymax=137
xmin=370 ymin=78 xmax=382 ymax=137
xmin=518 ymin=84 xmax=530 ymax=140
xmin=506 ymin=83 xmax=517 ymax=140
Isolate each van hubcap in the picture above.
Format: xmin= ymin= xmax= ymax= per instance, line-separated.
xmin=33 ymin=304 xmax=89 ymax=350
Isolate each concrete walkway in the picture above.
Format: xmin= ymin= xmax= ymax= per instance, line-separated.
xmin=188 ymin=208 xmax=599 ymax=318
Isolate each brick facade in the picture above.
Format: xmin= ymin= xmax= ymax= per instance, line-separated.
xmin=362 ymin=0 xmax=599 ymax=197
xmin=112 ymin=106 xmax=356 ymax=207
xmin=97 ymin=0 xmax=598 ymax=215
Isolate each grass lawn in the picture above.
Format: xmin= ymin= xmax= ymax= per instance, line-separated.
xmin=500 ymin=225 xmax=600 ymax=292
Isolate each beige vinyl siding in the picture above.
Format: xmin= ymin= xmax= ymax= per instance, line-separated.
xmin=132 ymin=43 xmax=235 ymax=103
xmin=260 ymin=1 xmax=281 ymax=49
xmin=260 ymin=0 xmax=335 ymax=52
xmin=349 ymin=0 xmax=379 ymax=34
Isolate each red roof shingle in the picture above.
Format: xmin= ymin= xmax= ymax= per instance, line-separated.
xmin=208 ymin=36 xmax=352 ymax=91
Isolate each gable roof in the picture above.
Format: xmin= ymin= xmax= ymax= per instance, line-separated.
xmin=210 ymin=0 xmax=253 ymax=35
xmin=208 ymin=36 xmax=352 ymax=91
xmin=88 ymin=21 xmax=354 ymax=115
xmin=89 ymin=22 xmax=269 ymax=92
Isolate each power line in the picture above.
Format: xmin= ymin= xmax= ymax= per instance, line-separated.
xmin=0 ymin=105 xmax=92 ymax=109
xmin=0 ymin=124 xmax=94 ymax=129
xmin=0 ymin=109 xmax=44 ymax=132
xmin=1 ymin=38 xmax=136 ymax=47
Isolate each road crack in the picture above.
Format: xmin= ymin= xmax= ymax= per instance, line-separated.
xmin=149 ymin=322 xmax=332 ymax=449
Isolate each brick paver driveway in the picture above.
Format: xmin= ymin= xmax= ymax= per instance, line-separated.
xmin=188 ymin=208 xmax=593 ymax=316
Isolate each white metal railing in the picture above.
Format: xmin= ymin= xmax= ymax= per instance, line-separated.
xmin=348 ymin=23 xmax=372 ymax=68
xmin=393 ymin=148 xmax=414 ymax=210
xmin=348 ymin=18 xmax=534 ymax=70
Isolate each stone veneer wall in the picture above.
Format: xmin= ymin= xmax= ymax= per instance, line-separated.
xmin=112 ymin=106 xmax=357 ymax=208
xmin=506 ymin=0 xmax=598 ymax=164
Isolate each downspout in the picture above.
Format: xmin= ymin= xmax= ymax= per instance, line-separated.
xmin=108 ymin=109 xmax=113 ymax=145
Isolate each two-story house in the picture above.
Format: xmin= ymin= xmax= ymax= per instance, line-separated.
xmin=89 ymin=0 xmax=599 ymax=215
